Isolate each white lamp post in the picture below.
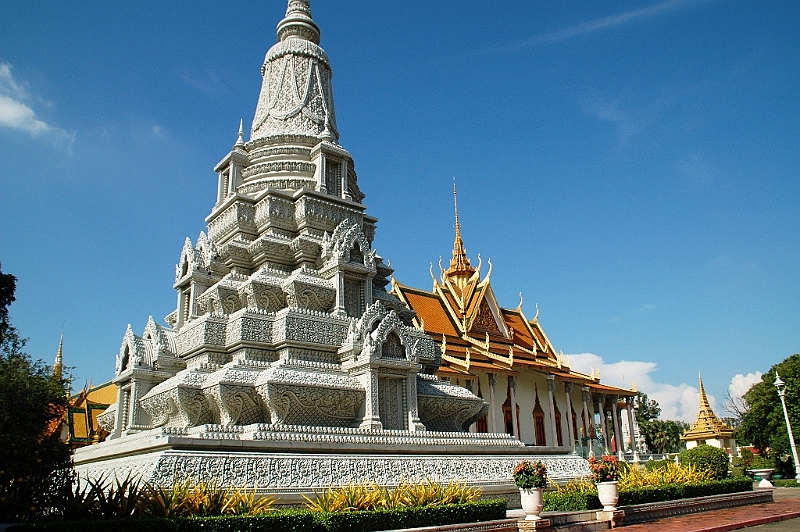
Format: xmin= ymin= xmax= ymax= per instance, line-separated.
xmin=774 ymin=374 xmax=800 ymax=484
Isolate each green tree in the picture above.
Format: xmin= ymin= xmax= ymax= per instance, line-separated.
xmin=736 ymin=354 xmax=800 ymax=459
xmin=0 ymin=264 xmax=73 ymax=521
xmin=0 ymin=262 xmax=16 ymax=343
xmin=634 ymin=392 xmax=687 ymax=454
xmin=634 ymin=392 xmax=661 ymax=424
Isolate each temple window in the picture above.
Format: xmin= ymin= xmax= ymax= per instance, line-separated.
xmin=349 ymin=241 xmax=364 ymax=264
xmin=325 ymin=160 xmax=342 ymax=197
xmin=533 ymin=402 xmax=546 ymax=445
xmin=554 ymin=402 xmax=564 ymax=447
xmin=343 ymin=278 xmax=364 ymax=317
xmin=382 ymin=332 xmax=405 ymax=359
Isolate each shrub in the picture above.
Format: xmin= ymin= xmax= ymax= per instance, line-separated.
xmin=543 ymin=491 xmax=600 ymax=512
xmin=312 ymin=499 xmax=506 ymax=532
xmin=513 ymin=460 xmax=547 ymax=489
xmin=643 ymin=459 xmax=674 ymax=472
xmin=680 ymin=445 xmax=729 ymax=480
xmin=588 ymin=455 xmax=620 ymax=482
xmin=304 ymin=479 xmax=480 ymax=512
xmin=619 ymin=461 xmax=712 ymax=489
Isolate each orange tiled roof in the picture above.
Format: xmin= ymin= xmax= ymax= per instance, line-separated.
xmin=400 ymin=288 xmax=460 ymax=337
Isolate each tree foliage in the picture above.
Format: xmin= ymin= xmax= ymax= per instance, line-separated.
xmin=633 ymin=392 xmax=687 ymax=454
xmin=680 ymin=444 xmax=729 ymax=480
xmin=0 ymin=264 xmax=73 ymax=521
xmin=0 ymin=262 xmax=16 ymax=344
xmin=634 ymin=392 xmax=661 ymax=424
xmin=736 ymin=353 xmax=800 ymax=459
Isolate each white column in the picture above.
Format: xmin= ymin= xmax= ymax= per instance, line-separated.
xmin=582 ymin=386 xmax=594 ymax=457
xmin=600 ymin=394 xmax=610 ymax=454
xmin=488 ymin=373 xmax=497 ymax=433
xmin=626 ymin=397 xmax=640 ymax=461
xmin=547 ymin=375 xmax=559 ymax=446
xmin=564 ymin=382 xmax=575 ymax=451
xmin=611 ymin=395 xmax=624 ymax=460
xmin=509 ymin=375 xmax=519 ymax=439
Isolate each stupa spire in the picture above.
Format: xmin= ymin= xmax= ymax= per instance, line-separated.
xmin=277 ymin=0 xmax=320 ymax=44
xmin=53 ymin=331 xmax=64 ymax=381
xmin=447 ymin=180 xmax=473 ymax=275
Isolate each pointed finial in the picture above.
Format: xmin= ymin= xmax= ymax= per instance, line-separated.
xmin=453 ymin=178 xmax=461 ymax=241
xmin=277 ymin=0 xmax=320 ymax=44
xmin=235 ymin=119 xmax=245 ymax=147
xmin=53 ymin=331 xmax=64 ymax=381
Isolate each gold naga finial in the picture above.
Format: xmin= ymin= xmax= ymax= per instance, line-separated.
xmin=631 ymin=379 xmax=638 ymax=392
xmin=516 ymin=292 xmax=524 ymax=311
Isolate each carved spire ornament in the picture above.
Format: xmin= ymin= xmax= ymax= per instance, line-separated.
xmin=252 ymin=0 xmax=337 ymax=141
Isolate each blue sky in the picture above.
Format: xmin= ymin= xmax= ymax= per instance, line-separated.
xmin=1 ymin=1 xmax=797 ymax=422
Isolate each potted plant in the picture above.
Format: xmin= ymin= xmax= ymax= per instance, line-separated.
xmin=589 ymin=454 xmax=620 ymax=511
xmin=513 ymin=460 xmax=548 ymax=520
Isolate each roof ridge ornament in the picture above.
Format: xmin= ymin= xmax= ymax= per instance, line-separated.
xmin=277 ymin=0 xmax=320 ymax=44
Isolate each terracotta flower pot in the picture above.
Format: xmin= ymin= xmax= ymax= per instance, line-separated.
xmin=519 ymin=487 xmax=544 ymax=520
xmin=597 ymin=481 xmax=618 ymax=511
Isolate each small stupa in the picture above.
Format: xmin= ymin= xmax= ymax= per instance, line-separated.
xmin=681 ymin=373 xmax=737 ymax=455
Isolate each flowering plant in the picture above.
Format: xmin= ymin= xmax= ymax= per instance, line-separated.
xmin=513 ymin=460 xmax=548 ymax=489
xmin=588 ymin=455 xmax=619 ymax=483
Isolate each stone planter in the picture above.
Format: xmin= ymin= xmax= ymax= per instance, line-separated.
xmin=597 ymin=480 xmax=619 ymax=511
xmin=748 ymin=468 xmax=775 ymax=488
xmin=520 ymin=487 xmax=545 ymax=520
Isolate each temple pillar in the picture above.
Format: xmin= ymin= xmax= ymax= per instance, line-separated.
xmin=564 ymin=382 xmax=575 ymax=451
xmin=626 ymin=397 xmax=640 ymax=461
xmin=357 ymin=370 xmax=382 ymax=430
xmin=599 ymin=394 xmax=610 ymax=454
xmin=509 ymin=375 xmax=519 ymax=439
xmin=611 ymin=395 xmax=623 ymax=460
xmin=488 ymin=373 xmax=497 ymax=433
xmin=547 ymin=375 xmax=559 ymax=446
xmin=582 ymin=386 xmax=594 ymax=457
xmin=406 ymin=370 xmax=425 ymax=432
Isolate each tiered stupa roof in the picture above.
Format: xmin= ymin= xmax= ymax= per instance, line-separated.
xmin=681 ymin=374 xmax=734 ymax=442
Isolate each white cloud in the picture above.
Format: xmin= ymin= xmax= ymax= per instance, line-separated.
xmin=568 ymin=352 xmax=710 ymax=423
xmin=536 ymin=0 xmax=693 ymax=43
xmin=0 ymin=61 xmax=74 ymax=148
xmin=728 ymin=372 xmax=762 ymax=400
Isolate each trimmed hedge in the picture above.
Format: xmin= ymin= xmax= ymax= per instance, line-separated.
xmin=619 ymin=477 xmax=752 ymax=506
xmin=543 ymin=492 xmax=600 ymax=512
xmin=173 ymin=510 xmax=316 ymax=532
xmin=541 ymin=477 xmax=753 ymax=512
xmin=312 ymin=499 xmax=507 ymax=532
xmin=10 ymin=519 xmax=177 ymax=532
xmin=9 ymin=500 xmax=506 ymax=532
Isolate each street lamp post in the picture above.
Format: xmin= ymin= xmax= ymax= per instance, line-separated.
xmin=774 ymin=374 xmax=800 ymax=484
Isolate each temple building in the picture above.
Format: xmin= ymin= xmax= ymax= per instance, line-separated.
xmin=392 ymin=187 xmax=638 ymax=458
xmin=681 ymin=374 xmax=737 ymax=455
xmin=72 ymin=1 xmax=642 ymax=500
xmin=47 ymin=335 xmax=116 ymax=447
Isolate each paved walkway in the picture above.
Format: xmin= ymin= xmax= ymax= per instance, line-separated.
xmin=620 ymin=488 xmax=800 ymax=532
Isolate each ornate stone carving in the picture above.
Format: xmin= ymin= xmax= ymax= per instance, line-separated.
xmin=256 ymin=365 xmax=364 ymax=427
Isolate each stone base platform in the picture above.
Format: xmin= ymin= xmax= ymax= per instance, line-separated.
xmin=74 ymin=424 xmax=589 ymax=504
